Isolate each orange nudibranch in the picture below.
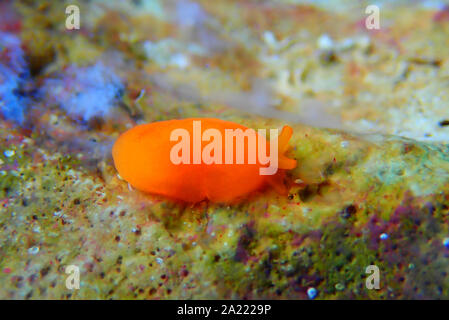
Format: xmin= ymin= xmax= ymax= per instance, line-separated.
xmin=112 ymin=118 xmax=297 ymax=203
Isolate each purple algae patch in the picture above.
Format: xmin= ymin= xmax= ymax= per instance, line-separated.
xmin=0 ymin=32 xmax=29 ymax=124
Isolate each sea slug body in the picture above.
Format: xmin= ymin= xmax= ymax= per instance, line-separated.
xmin=112 ymin=118 xmax=297 ymax=203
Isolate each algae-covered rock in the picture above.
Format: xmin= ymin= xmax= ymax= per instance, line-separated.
xmin=1 ymin=117 xmax=448 ymax=299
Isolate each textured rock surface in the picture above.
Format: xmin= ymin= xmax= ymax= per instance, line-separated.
xmin=0 ymin=0 xmax=448 ymax=299
xmin=1 ymin=118 xmax=448 ymax=299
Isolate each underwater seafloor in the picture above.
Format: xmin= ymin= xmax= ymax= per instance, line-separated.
xmin=0 ymin=0 xmax=449 ymax=299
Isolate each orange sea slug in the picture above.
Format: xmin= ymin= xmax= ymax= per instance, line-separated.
xmin=112 ymin=118 xmax=297 ymax=203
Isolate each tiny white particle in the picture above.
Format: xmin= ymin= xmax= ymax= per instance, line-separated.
xmin=380 ymin=233 xmax=388 ymax=240
xmin=28 ymin=246 xmax=40 ymax=255
xmin=443 ymin=237 xmax=449 ymax=248
xmin=156 ymin=257 xmax=163 ymax=265
xmin=339 ymin=38 xmax=355 ymax=50
xmin=317 ymin=34 xmax=333 ymax=50
xmin=307 ymin=287 xmax=317 ymax=299
xmin=135 ymin=89 xmax=145 ymax=102
xmin=263 ymin=31 xmax=277 ymax=47
xmin=4 ymin=150 xmax=15 ymax=157
xmin=170 ymin=53 xmax=189 ymax=69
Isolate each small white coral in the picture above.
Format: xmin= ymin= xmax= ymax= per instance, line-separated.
xmin=43 ymin=62 xmax=124 ymax=121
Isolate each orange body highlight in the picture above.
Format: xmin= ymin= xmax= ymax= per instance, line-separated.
xmin=112 ymin=118 xmax=297 ymax=203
